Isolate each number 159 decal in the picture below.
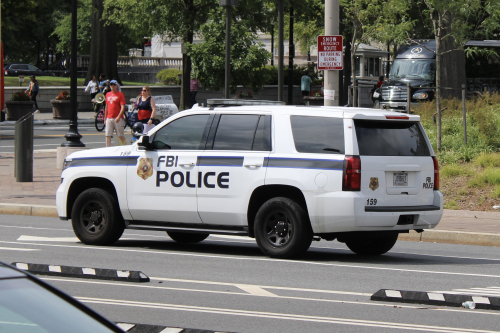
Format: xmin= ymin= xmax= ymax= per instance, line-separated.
xmin=366 ymin=198 xmax=377 ymax=206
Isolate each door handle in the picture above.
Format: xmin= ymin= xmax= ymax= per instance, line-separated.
xmin=179 ymin=162 xmax=195 ymax=167
xmin=244 ymin=164 xmax=262 ymax=168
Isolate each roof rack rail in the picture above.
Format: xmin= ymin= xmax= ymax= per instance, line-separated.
xmin=207 ymin=99 xmax=286 ymax=108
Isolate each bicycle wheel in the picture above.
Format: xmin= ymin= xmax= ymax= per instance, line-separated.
xmin=95 ymin=110 xmax=105 ymax=132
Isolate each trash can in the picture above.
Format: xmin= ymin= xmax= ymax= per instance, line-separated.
xmin=14 ymin=111 xmax=34 ymax=182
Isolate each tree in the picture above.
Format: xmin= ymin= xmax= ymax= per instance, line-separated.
xmin=1 ymin=0 xmax=69 ymax=66
xmin=418 ymin=0 xmax=500 ymax=150
xmin=341 ymin=0 xmax=412 ymax=106
xmin=86 ymin=0 xmax=120 ymax=84
xmin=187 ymin=7 xmax=272 ymax=94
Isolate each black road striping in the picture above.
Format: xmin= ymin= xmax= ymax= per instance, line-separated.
xmin=12 ymin=262 xmax=149 ymax=283
xmin=371 ymin=289 xmax=500 ymax=310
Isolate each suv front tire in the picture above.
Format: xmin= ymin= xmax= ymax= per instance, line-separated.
xmin=254 ymin=197 xmax=312 ymax=259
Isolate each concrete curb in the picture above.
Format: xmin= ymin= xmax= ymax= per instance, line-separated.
xmin=116 ymin=323 xmax=235 ymax=333
xmin=0 ymin=203 xmax=58 ymax=217
xmin=398 ymin=229 xmax=500 ymax=247
xmin=371 ymin=289 xmax=500 ymax=311
xmin=0 ymin=119 xmax=94 ymax=127
xmin=13 ymin=262 xmax=150 ymax=283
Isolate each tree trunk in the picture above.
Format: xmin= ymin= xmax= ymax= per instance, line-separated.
xmin=180 ymin=30 xmax=194 ymax=111
xmin=86 ymin=0 xmax=120 ymax=84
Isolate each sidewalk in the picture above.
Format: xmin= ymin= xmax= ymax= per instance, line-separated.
xmin=0 ymin=111 xmax=96 ymax=126
xmin=1 ymin=150 xmax=500 ymax=247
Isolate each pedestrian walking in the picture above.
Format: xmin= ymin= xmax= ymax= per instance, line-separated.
xmin=190 ymin=75 xmax=200 ymax=107
xmin=137 ymin=86 xmax=157 ymax=134
xmin=104 ymin=80 xmax=127 ymax=147
xmin=85 ymin=75 xmax=99 ymax=100
xmin=25 ymin=75 xmax=40 ymax=112
xmin=301 ymin=71 xmax=312 ymax=104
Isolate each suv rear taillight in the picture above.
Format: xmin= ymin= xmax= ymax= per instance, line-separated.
xmin=432 ymin=156 xmax=439 ymax=190
xmin=343 ymin=156 xmax=361 ymax=191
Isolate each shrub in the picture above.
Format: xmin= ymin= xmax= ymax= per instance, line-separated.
xmin=10 ymin=91 xmax=31 ymax=101
xmin=156 ymin=69 xmax=182 ymax=85
xmin=492 ymin=185 xmax=500 ymax=198
xmin=474 ymin=153 xmax=500 ymax=168
xmin=468 ymin=167 xmax=500 ymax=187
xmin=55 ymin=91 xmax=70 ymax=100
xmin=440 ymin=164 xmax=466 ymax=178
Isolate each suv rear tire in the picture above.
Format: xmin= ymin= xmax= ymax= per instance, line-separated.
xmin=167 ymin=231 xmax=209 ymax=243
xmin=345 ymin=234 xmax=398 ymax=255
xmin=254 ymin=197 xmax=312 ymax=259
xmin=71 ymin=188 xmax=124 ymax=245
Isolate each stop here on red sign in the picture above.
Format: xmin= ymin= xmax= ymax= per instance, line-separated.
xmin=317 ymin=35 xmax=343 ymax=70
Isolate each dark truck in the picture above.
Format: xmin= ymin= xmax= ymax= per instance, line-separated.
xmin=373 ymin=39 xmax=500 ymax=111
xmin=373 ymin=40 xmax=436 ymax=111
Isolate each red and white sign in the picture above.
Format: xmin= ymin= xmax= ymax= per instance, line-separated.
xmin=317 ymin=35 xmax=343 ymax=70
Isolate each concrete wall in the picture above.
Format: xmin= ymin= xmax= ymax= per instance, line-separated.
xmin=4 ymin=85 xmax=309 ymax=113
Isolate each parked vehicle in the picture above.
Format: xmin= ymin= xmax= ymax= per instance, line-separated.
xmin=4 ymin=63 xmax=55 ymax=77
xmin=57 ymin=105 xmax=443 ymax=259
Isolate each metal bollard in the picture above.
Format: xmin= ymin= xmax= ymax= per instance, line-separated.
xmin=14 ymin=111 xmax=35 ymax=182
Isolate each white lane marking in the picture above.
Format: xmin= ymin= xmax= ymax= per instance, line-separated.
xmin=16 ymin=263 xmax=29 ymax=270
xmin=385 ymin=290 xmax=402 ymax=298
xmin=17 ymin=236 xmax=80 ymax=242
xmin=0 ymin=246 xmax=39 ymax=251
xmin=116 ymin=323 xmax=135 ymax=331
xmin=41 ymin=277 xmax=500 ymax=317
xmin=432 ymin=287 xmax=500 ymax=297
xmin=235 ymin=285 xmax=277 ymax=297
xmin=428 ymin=293 xmax=445 ymax=301
xmin=159 ymin=328 xmax=183 ymax=333
xmin=4 ymin=240 xmax=500 ymax=279
xmin=209 ymin=235 xmax=255 ymax=241
xmin=472 ymin=296 xmax=491 ymax=304
xmin=48 ymin=265 xmax=62 ymax=273
xmin=76 ymin=296 xmax=500 ymax=333
xmin=150 ymin=277 xmax=371 ymax=296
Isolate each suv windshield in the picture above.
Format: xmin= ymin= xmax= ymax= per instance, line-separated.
xmin=354 ymin=120 xmax=430 ymax=156
xmin=389 ymin=59 xmax=435 ymax=80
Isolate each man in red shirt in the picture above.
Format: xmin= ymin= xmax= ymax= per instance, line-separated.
xmin=104 ymin=79 xmax=127 ymax=147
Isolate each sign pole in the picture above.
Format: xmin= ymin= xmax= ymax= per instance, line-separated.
xmin=324 ymin=0 xmax=340 ymax=106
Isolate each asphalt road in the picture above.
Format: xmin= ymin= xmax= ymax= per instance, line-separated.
xmin=1 ymin=214 xmax=500 ymax=332
xmin=0 ymin=123 xmax=134 ymax=153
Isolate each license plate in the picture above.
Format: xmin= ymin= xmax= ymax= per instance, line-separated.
xmin=393 ymin=172 xmax=408 ymax=186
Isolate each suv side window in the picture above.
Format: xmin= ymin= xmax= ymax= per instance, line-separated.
xmin=152 ymin=114 xmax=211 ymax=150
xmin=290 ymin=116 xmax=345 ymax=154
xmin=212 ymin=114 xmax=260 ymax=150
xmin=28 ymin=65 xmax=39 ymax=71
xmin=252 ymin=115 xmax=271 ymax=151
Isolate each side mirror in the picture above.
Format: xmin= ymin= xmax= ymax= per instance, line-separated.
xmin=137 ymin=135 xmax=152 ymax=150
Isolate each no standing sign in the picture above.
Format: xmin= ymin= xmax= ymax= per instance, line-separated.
xmin=317 ymin=35 xmax=343 ymax=70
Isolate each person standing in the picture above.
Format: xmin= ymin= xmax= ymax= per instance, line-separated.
xmin=190 ymin=75 xmax=200 ymax=107
xmin=137 ymin=86 xmax=157 ymax=134
xmin=98 ymin=74 xmax=108 ymax=93
xmin=301 ymin=71 xmax=312 ymax=104
xmin=25 ymin=75 xmax=40 ymax=112
xmin=85 ymin=75 xmax=99 ymax=100
xmin=104 ymin=80 xmax=127 ymax=147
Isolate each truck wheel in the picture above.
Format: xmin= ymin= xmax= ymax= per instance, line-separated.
xmin=71 ymin=188 xmax=124 ymax=245
xmin=345 ymin=234 xmax=398 ymax=255
xmin=254 ymin=197 xmax=312 ymax=259
xmin=167 ymin=231 xmax=209 ymax=243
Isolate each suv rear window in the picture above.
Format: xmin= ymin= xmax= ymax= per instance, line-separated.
xmin=290 ymin=116 xmax=345 ymax=154
xmin=354 ymin=120 xmax=430 ymax=156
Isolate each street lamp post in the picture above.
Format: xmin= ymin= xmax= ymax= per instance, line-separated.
xmin=62 ymin=0 xmax=84 ymax=148
xmin=219 ymin=0 xmax=238 ymax=99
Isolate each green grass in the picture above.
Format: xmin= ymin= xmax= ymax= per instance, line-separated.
xmin=444 ymin=200 xmax=458 ymax=209
xmin=474 ymin=153 xmax=500 ymax=168
xmin=440 ymin=164 xmax=468 ymax=178
xmin=493 ymin=185 xmax=500 ymax=198
xmin=4 ymin=76 xmax=156 ymax=87
xmin=468 ymin=167 xmax=500 ymax=187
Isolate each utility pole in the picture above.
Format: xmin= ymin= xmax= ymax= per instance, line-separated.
xmin=278 ymin=0 xmax=284 ymax=102
xmin=324 ymin=0 xmax=340 ymax=106
xmin=287 ymin=5 xmax=294 ymax=105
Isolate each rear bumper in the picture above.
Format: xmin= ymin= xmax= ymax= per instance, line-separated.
xmin=365 ymin=205 xmax=440 ymax=212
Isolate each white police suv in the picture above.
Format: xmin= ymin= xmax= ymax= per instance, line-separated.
xmin=56 ymin=105 xmax=443 ymax=259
